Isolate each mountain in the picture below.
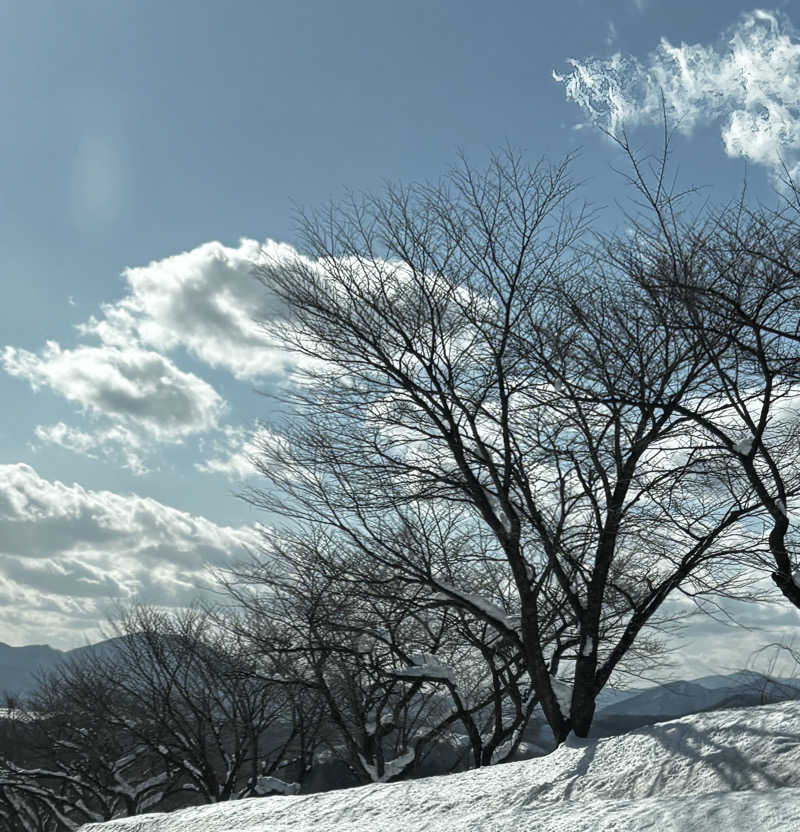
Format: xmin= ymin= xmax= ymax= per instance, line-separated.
xmin=79 ymin=700 xmax=800 ymax=832
xmin=599 ymin=678 xmax=731 ymax=719
xmin=584 ymin=670 xmax=800 ymax=738
xmin=5 ymin=634 xmax=800 ymax=721
xmin=0 ymin=634 xmax=242 ymax=702
xmin=598 ymin=673 xmax=800 ymax=720
xmin=0 ymin=642 xmax=66 ymax=699
xmin=0 ymin=638 xmax=129 ymax=699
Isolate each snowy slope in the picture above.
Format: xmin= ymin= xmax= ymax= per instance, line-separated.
xmin=80 ymin=700 xmax=800 ymax=832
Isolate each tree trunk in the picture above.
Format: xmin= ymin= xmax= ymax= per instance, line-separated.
xmin=569 ymin=681 xmax=596 ymax=738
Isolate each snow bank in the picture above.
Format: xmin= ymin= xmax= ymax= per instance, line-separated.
xmin=79 ymin=700 xmax=800 ymax=832
xmin=0 ymin=707 xmax=38 ymax=722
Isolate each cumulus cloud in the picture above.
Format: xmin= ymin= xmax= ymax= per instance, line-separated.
xmin=0 ymin=463 xmax=260 ymax=647
xmin=1 ymin=238 xmax=309 ymax=468
xmin=554 ymin=10 xmax=800 ymax=177
xmin=2 ymin=341 xmax=226 ymax=443
xmin=77 ymin=238 xmax=299 ymax=380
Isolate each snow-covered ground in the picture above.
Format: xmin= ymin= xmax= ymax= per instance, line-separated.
xmin=80 ymin=700 xmax=800 ymax=832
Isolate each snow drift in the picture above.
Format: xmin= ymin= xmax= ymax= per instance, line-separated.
xmin=80 ymin=700 xmax=800 ymax=832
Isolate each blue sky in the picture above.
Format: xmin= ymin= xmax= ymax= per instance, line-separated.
xmin=2 ymin=0 xmax=799 ymax=678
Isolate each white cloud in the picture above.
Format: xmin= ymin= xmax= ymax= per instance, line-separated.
xmin=195 ymin=424 xmax=260 ymax=480
xmin=33 ymin=422 xmax=149 ymax=475
xmin=0 ymin=463 xmax=260 ymax=647
xmin=555 ymin=10 xmax=800 ymax=178
xmin=194 ymin=423 xmax=289 ymax=481
xmin=78 ymin=238 xmax=299 ymax=380
xmin=1 ymin=238 xmax=310 ymax=468
xmin=2 ymin=341 xmax=226 ymax=443
xmin=33 ymin=422 xmax=98 ymax=456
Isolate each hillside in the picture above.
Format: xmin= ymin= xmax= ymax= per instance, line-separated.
xmin=0 ymin=637 xmax=136 ymax=699
xmin=79 ymin=700 xmax=800 ymax=832
xmin=0 ymin=642 xmax=65 ymax=698
xmin=598 ymin=671 xmax=800 ymax=719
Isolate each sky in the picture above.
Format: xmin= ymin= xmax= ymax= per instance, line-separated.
xmin=2 ymin=0 xmax=800 ymax=680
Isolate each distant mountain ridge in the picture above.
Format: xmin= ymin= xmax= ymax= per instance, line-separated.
xmin=3 ymin=640 xmax=800 ymax=725
xmin=0 ymin=635 xmax=213 ymax=700
xmin=598 ymin=670 xmax=800 ymax=717
xmin=0 ymin=640 xmax=99 ymax=698
xmin=587 ymin=669 xmax=800 ymax=737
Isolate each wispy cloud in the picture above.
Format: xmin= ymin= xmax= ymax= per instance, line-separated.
xmin=554 ymin=10 xmax=800 ymax=178
xmin=33 ymin=422 xmax=149 ymax=475
xmin=194 ymin=424 xmax=261 ymax=481
xmin=0 ymin=463 xmax=260 ymax=646
xmin=194 ymin=423 xmax=289 ymax=481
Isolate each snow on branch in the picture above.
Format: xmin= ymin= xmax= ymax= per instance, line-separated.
xmin=432 ymin=583 xmax=517 ymax=631
xmin=394 ymin=653 xmax=457 ymax=686
xmin=254 ymin=776 xmax=300 ymax=796
xmin=357 ymin=748 xmax=416 ymax=784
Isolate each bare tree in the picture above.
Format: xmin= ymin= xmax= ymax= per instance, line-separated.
xmin=0 ymin=678 xmax=167 ymax=831
xmin=607 ymin=130 xmax=800 ymax=612
xmin=242 ymin=149 xmax=758 ymax=741
xmin=88 ymin=605 xmax=297 ymax=802
xmin=1 ymin=603 xmax=304 ymax=832
xmin=224 ymin=535 xmax=539 ymax=782
xmin=1 ymin=706 xmax=66 ymax=832
xmin=0 ymin=780 xmax=62 ymax=832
